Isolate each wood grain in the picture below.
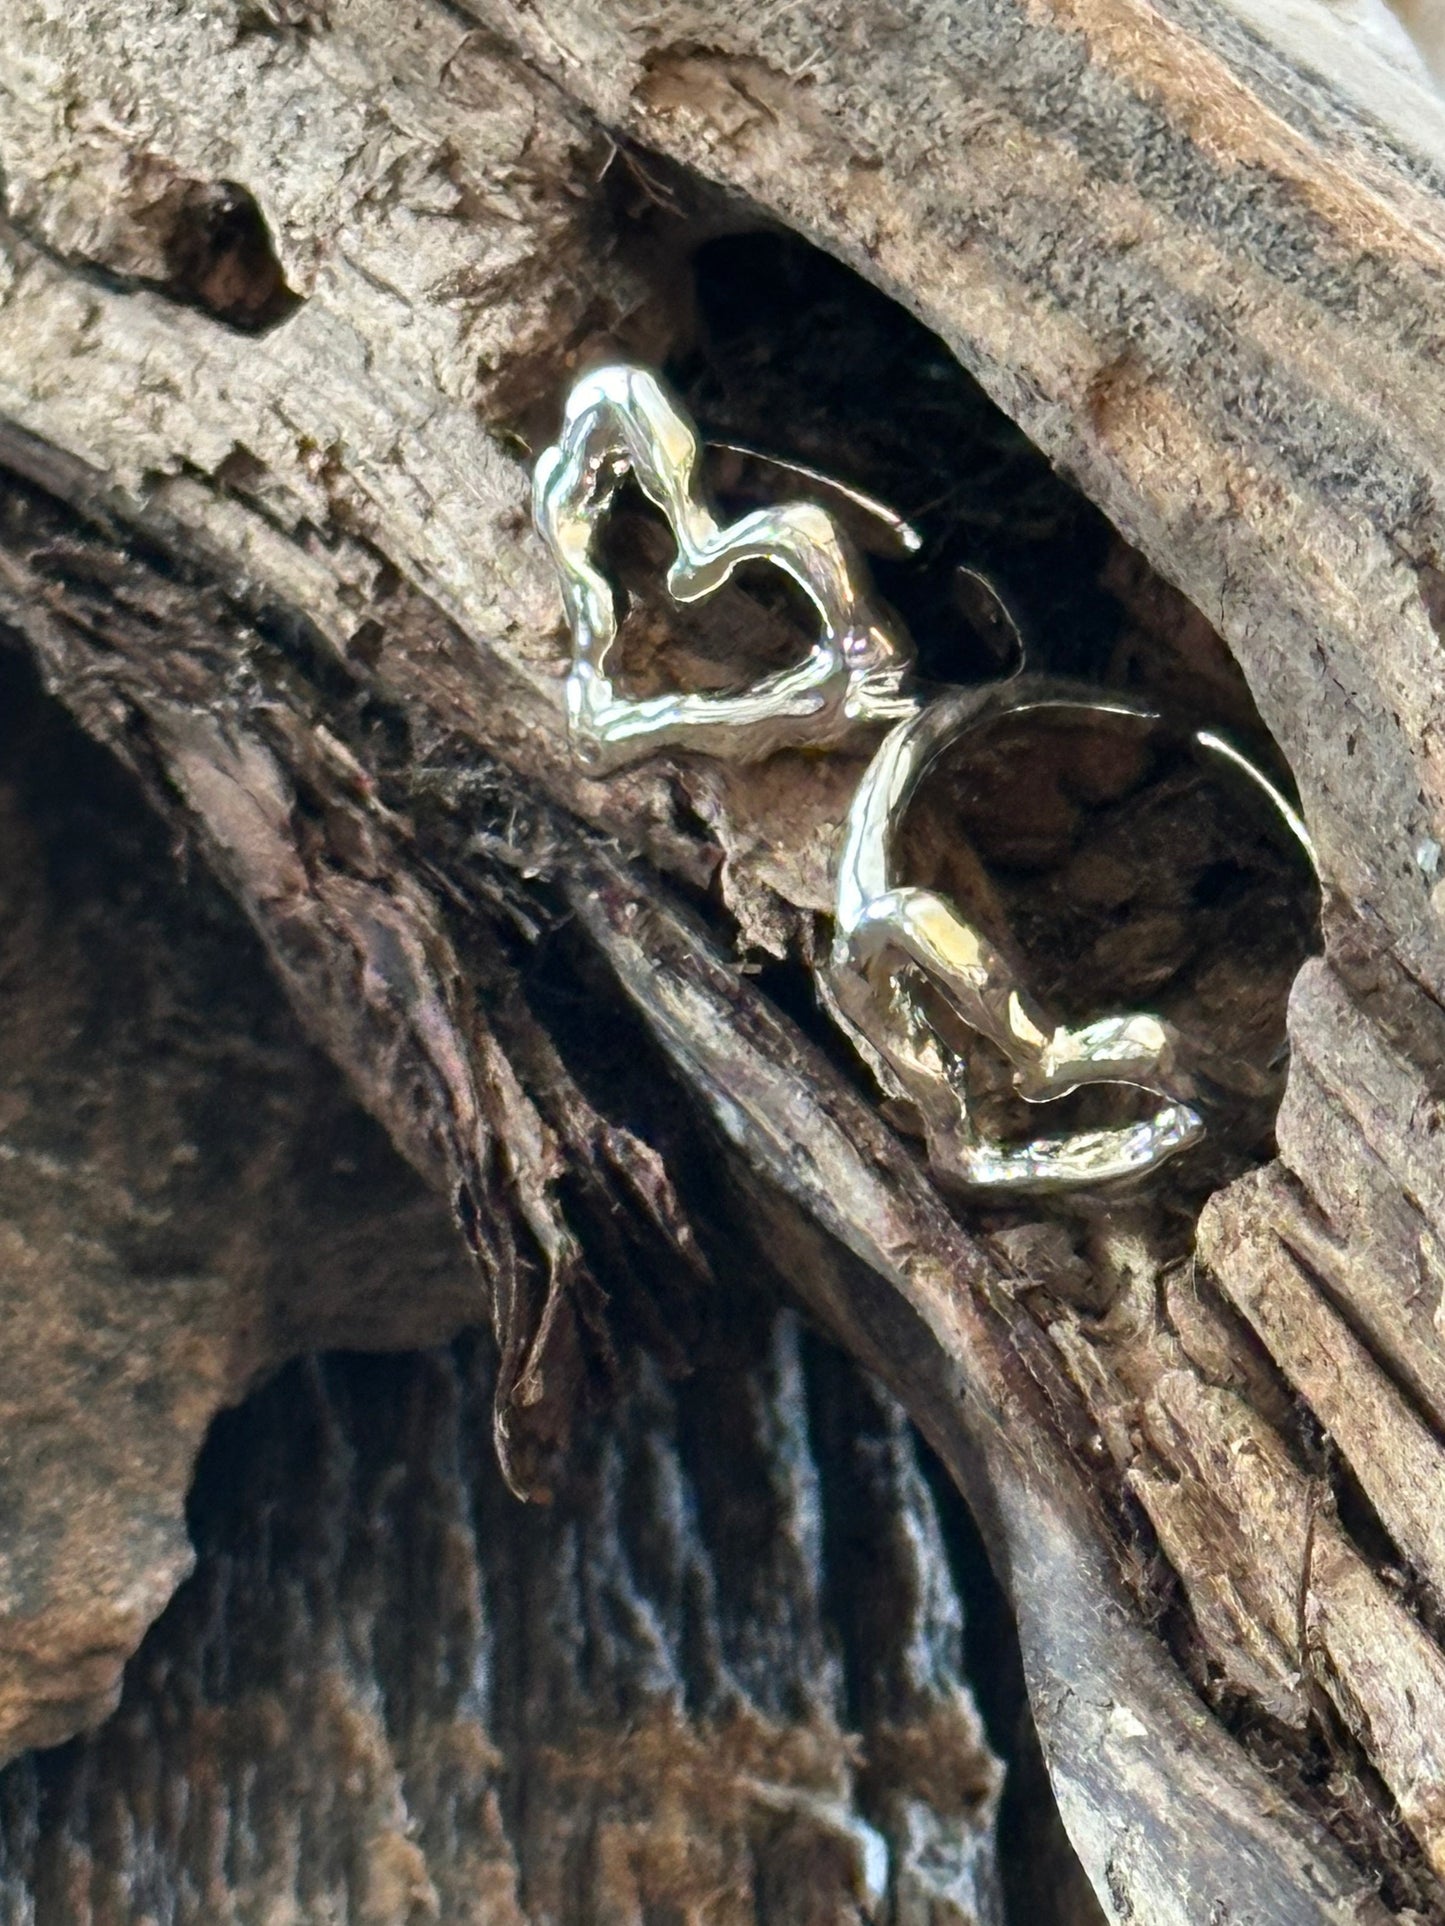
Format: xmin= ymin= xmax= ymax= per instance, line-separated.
xmin=0 ymin=0 xmax=1443 ymax=1916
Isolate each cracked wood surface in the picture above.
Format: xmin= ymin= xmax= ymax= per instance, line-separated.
xmin=0 ymin=0 xmax=1443 ymax=1920
xmin=0 ymin=657 xmax=1054 ymax=1926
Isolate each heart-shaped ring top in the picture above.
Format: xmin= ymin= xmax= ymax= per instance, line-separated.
xmin=533 ymin=364 xmax=919 ymax=772
xmin=827 ymin=681 xmax=1218 ymax=1193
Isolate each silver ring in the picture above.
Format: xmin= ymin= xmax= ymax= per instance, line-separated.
xmin=533 ymin=363 xmax=919 ymax=772
xmin=827 ymin=679 xmax=1316 ymax=1193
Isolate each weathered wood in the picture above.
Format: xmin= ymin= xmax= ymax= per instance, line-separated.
xmin=485 ymin=0 xmax=1445 ymax=988
xmin=570 ymin=857 xmax=1402 ymax=1924
xmin=0 ymin=660 xmax=1049 ymax=1926
xmin=0 ymin=652 xmax=478 ymax=1757
xmin=0 ymin=0 xmax=1443 ymax=1919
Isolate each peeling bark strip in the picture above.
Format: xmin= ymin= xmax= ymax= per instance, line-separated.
xmin=0 ymin=0 xmax=1443 ymax=1920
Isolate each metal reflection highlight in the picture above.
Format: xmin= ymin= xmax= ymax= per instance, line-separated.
xmin=828 ymin=680 xmax=1312 ymax=1194
xmin=533 ymin=363 xmax=918 ymax=772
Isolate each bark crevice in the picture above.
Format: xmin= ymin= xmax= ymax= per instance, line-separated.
xmin=0 ymin=1 xmax=1440 ymax=1917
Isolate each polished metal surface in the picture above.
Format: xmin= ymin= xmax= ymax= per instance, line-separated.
xmin=533 ymin=363 xmax=918 ymax=772
xmin=535 ymin=360 xmax=1314 ymax=1196
xmin=704 ymin=440 xmax=925 ymax=556
xmin=828 ymin=680 xmax=1316 ymax=1194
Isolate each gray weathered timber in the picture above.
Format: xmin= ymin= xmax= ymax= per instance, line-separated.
xmin=570 ymin=862 xmax=1396 ymax=1926
xmin=0 ymin=0 xmax=1443 ymax=1918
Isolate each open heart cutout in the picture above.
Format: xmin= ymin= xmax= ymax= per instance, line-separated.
xmin=827 ymin=681 xmax=1213 ymax=1192
xmin=533 ymin=364 xmax=918 ymax=772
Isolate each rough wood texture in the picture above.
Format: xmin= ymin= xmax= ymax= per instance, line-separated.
xmin=0 ymin=0 xmax=1443 ymax=1920
xmin=0 ymin=660 xmax=1090 ymax=1926
xmin=0 ymin=654 xmax=478 ymax=1758
xmin=0 ymin=1325 xmax=1016 ymax=1926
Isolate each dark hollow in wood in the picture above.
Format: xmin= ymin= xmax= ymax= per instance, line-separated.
xmin=0 ymin=2 xmax=1442 ymax=1915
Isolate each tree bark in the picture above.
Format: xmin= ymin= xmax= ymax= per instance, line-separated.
xmin=0 ymin=654 xmax=1093 ymax=1924
xmin=0 ymin=0 xmax=1443 ymax=1920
